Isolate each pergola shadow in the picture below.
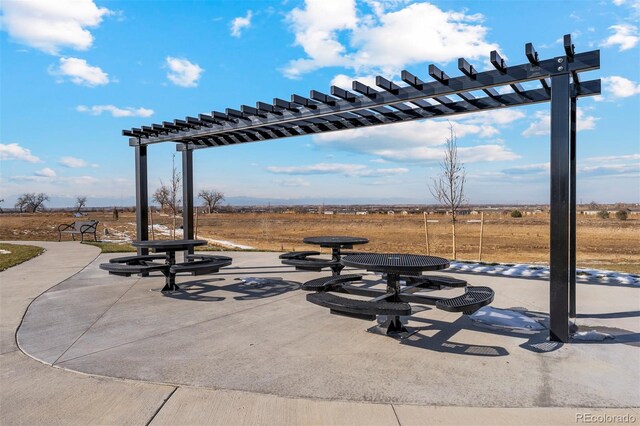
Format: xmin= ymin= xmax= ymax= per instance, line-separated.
xmin=162 ymin=276 xmax=300 ymax=301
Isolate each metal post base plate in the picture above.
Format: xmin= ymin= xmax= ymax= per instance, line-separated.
xmin=367 ymin=315 xmax=417 ymax=339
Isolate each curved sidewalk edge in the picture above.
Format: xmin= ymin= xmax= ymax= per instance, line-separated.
xmin=1 ymin=241 xmax=636 ymax=425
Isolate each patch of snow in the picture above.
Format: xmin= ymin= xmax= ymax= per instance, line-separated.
xmin=470 ymin=307 xmax=546 ymax=331
xmin=0 ymin=249 xmax=12 ymax=255
xmin=449 ymin=261 xmax=639 ymax=286
xmin=203 ymin=238 xmax=254 ymax=250
xmin=572 ymin=330 xmax=614 ymax=341
xmin=236 ymin=277 xmax=282 ymax=287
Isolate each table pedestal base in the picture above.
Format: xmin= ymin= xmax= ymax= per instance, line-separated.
xmin=367 ymin=315 xmax=417 ymax=339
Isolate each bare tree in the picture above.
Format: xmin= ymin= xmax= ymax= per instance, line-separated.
xmin=15 ymin=194 xmax=30 ymax=213
xmin=198 ymin=189 xmax=225 ymax=213
xmin=152 ymin=155 xmax=181 ymax=238
xmin=429 ymin=124 xmax=466 ymax=259
xmin=75 ymin=196 xmax=87 ymax=213
xmin=15 ymin=193 xmax=49 ymax=213
xmin=153 ymin=186 xmax=171 ymax=209
xmin=29 ymin=193 xmax=50 ymax=212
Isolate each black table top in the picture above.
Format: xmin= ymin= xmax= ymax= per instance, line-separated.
xmin=131 ymin=239 xmax=207 ymax=252
xmin=341 ymin=253 xmax=450 ymax=273
xmin=303 ymin=236 xmax=369 ymax=247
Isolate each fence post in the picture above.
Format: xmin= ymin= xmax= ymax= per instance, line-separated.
xmin=423 ymin=212 xmax=430 ymax=255
xmin=478 ymin=212 xmax=485 ymax=261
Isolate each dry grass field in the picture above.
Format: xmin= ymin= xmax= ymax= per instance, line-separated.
xmin=1 ymin=210 xmax=638 ymax=273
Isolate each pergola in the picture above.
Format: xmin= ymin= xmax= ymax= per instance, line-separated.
xmin=124 ymin=35 xmax=600 ymax=343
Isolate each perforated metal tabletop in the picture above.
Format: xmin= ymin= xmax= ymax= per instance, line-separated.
xmin=341 ymin=253 xmax=450 ymax=274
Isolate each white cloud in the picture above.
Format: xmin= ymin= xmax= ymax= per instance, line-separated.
xmin=165 ymin=56 xmax=203 ymax=88
xmin=266 ymin=163 xmax=408 ymax=177
xmin=522 ymin=109 xmax=598 ymax=137
xmin=503 ymin=163 xmax=550 ymax=175
xmin=283 ymin=1 xmax=498 ymax=79
xmin=230 ymin=10 xmax=253 ymax=37
xmin=76 ymin=104 xmax=154 ymax=117
xmin=0 ymin=0 xmax=112 ymax=54
xmin=273 ymin=177 xmax=311 ymax=187
xmin=579 ymin=153 xmax=640 ymax=177
xmin=58 ymin=156 xmax=88 ymax=168
xmin=0 ymin=143 xmax=41 ymax=163
xmin=34 ymin=167 xmax=56 ymax=177
xmin=600 ymin=24 xmax=639 ymax=51
xmin=601 ymin=76 xmax=640 ymax=99
xmin=584 ymin=153 xmax=640 ymax=162
xmin=330 ymin=73 xmax=377 ymax=89
xmin=49 ymin=57 xmax=109 ymax=86
xmin=284 ymin=0 xmax=357 ymax=78
xmin=311 ymin=118 xmax=519 ymax=163
xmin=374 ymin=144 xmax=519 ymax=163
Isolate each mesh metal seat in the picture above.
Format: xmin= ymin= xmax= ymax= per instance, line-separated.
xmin=109 ymin=254 xmax=165 ymax=264
xmin=279 ymin=251 xmax=320 ymax=260
xmin=307 ymin=292 xmax=411 ymax=317
xmin=99 ymin=261 xmax=168 ymax=277
xmin=301 ymin=274 xmax=362 ymax=291
xmin=407 ymin=275 xmax=467 ymax=288
xmin=435 ymin=286 xmax=494 ymax=314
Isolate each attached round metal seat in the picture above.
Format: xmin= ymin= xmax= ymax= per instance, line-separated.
xmin=435 ymin=286 xmax=494 ymax=315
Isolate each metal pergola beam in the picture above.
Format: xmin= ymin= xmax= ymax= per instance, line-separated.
xmin=125 ymin=49 xmax=599 ymax=146
xmin=127 ymin=35 xmax=600 ymax=344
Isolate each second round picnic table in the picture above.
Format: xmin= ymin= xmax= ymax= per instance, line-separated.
xmin=303 ymin=236 xmax=369 ymax=275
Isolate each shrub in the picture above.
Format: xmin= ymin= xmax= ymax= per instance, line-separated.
xmin=597 ymin=210 xmax=610 ymax=219
xmin=615 ymin=210 xmax=628 ymax=220
xmin=511 ymin=210 xmax=523 ymax=218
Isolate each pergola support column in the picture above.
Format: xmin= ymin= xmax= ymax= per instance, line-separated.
xmin=182 ymin=145 xmax=195 ymax=257
xmin=569 ymin=95 xmax=577 ymax=318
xmin=549 ymin=70 xmax=572 ymax=343
xmin=135 ymin=144 xmax=149 ymax=256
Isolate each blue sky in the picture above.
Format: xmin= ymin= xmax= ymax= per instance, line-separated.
xmin=1 ymin=0 xmax=639 ymax=207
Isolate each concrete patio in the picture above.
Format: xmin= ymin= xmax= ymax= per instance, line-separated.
xmin=1 ymin=241 xmax=638 ymax=425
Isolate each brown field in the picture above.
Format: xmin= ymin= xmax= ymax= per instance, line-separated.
xmin=1 ymin=210 xmax=639 ymax=273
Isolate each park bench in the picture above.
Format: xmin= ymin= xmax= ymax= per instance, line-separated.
xmin=57 ymin=220 xmax=99 ymax=242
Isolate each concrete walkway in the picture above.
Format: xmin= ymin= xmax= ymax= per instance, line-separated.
xmin=1 ymin=241 xmax=638 ymax=425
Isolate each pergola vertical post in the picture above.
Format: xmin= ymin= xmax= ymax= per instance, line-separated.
xmin=549 ymin=67 xmax=571 ymax=343
xmin=135 ymin=144 xmax=149 ymax=256
xmin=569 ymin=95 xmax=577 ymax=318
xmin=182 ymin=145 xmax=194 ymax=257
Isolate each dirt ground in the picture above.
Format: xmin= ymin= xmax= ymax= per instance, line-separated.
xmin=1 ymin=211 xmax=638 ymax=273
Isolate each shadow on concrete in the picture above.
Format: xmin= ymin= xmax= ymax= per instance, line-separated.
xmin=228 ymin=278 xmax=300 ymax=300
xmin=399 ymin=306 xmax=565 ymax=356
xmin=164 ymin=278 xmax=227 ymax=301
xmin=577 ymin=310 xmax=640 ymax=319
xmin=571 ymin=325 xmax=640 ymax=347
xmin=163 ymin=277 xmax=300 ymax=302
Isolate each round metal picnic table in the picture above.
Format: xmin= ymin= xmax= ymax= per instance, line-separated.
xmin=131 ymin=239 xmax=207 ymax=291
xmin=303 ymin=236 xmax=369 ymax=275
xmin=341 ymin=253 xmax=450 ymax=334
